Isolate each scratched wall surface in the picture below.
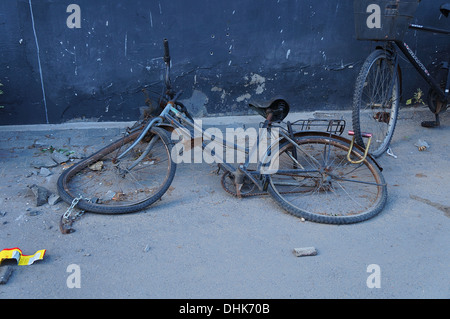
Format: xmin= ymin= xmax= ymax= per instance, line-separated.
xmin=0 ymin=0 xmax=448 ymax=125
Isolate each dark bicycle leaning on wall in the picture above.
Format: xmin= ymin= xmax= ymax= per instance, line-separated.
xmin=352 ymin=0 xmax=450 ymax=158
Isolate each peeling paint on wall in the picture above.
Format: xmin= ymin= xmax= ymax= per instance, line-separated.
xmin=244 ymin=74 xmax=266 ymax=96
xmin=180 ymin=90 xmax=209 ymax=118
xmin=236 ymin=93 xmax=252 ymax=103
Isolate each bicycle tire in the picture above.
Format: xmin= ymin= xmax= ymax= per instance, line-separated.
xmin=352 ymin=49 xmax=400 ymax=158
xmin=266 ymin=134 xmax=387 ymax=224
xmin=57 ymin=126 xmax=176 ymax=214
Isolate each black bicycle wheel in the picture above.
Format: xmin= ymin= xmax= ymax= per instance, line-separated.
xmin=266 ymin=134 xmax=387 ymax=224
xmin=57 ymin=126 xmax=176 ymax=214
xmin=353 ymin=49 xmax=400 ymax=158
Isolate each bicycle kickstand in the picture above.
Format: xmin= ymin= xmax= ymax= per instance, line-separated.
xmin=421 ymin=113 xmax=440 ymax=128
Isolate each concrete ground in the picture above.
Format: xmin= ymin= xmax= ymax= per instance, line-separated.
xmin=0 ymin=106 xmax=449 ymax=300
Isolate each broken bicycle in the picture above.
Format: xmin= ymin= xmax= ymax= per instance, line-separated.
xmin=57 ymin=39 xmax=387 ymax=225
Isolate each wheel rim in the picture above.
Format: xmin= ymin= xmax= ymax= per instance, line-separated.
xmin=64 ymin=132 xmax=172 ymax=208
xmin=269 ymin=137 xmax=385 ymax=219
xmin=358 ymin=56 xmax=399 ymax=157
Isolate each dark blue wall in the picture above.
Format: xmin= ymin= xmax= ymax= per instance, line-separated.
xmin=0 ymin=0 xmax=449 ymax=125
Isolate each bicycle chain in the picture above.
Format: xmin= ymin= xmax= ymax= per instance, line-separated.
xmin=220 ymin=170 xmax=319 ymax=198
xmin=220 ymin=171 xmax=268 ymax=198
xmin=59 ymin=196 xmax=87 ymax=234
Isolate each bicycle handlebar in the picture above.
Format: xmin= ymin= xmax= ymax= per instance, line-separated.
xmin=163 ymin=39 xmax=171 ymax=64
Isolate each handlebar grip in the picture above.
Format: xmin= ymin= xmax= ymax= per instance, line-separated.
xmin=163 ymin=39 xmax=170 ymax=64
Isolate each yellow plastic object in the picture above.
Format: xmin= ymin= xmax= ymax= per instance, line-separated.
xmin=0 ymin=248 xmax=46 ymax=266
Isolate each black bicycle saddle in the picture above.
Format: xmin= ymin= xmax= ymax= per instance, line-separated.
xmin=249 ymin=97 xmax=290 ymax=122
xmin=441 ymin=3 xmax=450 ymax=17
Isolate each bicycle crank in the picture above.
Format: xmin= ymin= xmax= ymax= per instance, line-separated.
xmin=220 ymin=171 xmax=267 ymax=198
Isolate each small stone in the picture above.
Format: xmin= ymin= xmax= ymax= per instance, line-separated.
xmin=31 ymin=158 xmax=58 ymax=169
xmin=293 ymin=247 xmax=318 ymax=257
xmin=51 ymin=151 xmax=69 ymax=164
xmin=27 ymin=210 xmax=42 ymax=216
xmin=144 ymin=244 xmax=151 ymax=252
xmin=0 ymin=266 xmax=13 ymax=284
xmin=0 ymin=211 xmax=6 ymax=217
xmin=25 ymin=171 xmax=34 ymax=178
xmin=68 ymin=152 xmax=84 ymax=160
xmin=39 ymin=167 xmax=52 ymax=177
xmin=28 ymin=184 xmax=50 ymax=206
xmin=101 ymin=190 xmax=116 ymax=202
xmin=89 ymin=161 xmax=103 ymax=171
xmin=48 ymin=194 xmax=61 ymax=206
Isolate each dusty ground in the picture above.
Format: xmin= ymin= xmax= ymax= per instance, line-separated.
xmin=0 ymin=107 xmax=449 ymax=300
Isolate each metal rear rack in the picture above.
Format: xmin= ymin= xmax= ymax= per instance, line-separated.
xmin=287 ymin=119 xmax=346 ymax=136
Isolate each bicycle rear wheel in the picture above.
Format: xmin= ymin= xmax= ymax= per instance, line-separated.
xmin=267 ymin=134 xmax=387 ymax=224
xmin=352 ymin=49 xmax=400 ymax=158
xmin=57 ymin=126 xmax=176 ymax=214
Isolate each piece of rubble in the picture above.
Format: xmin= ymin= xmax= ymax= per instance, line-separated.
xmin=39 ymin=167 xmax=52 ymax=177
xmin=0 ymin=266 xmax=13 ymax=284
xmin=101 ymin=190 xmax=116 ymax=202
xmin=89 ymin=161 xmax=103 ymax=171
xmin=28 ymin=184 xmax=50 ymax=207
xmin=48 ymin=194 xmax=61 ymax=206
xmin=31 ymin=158 xmax=58 ymax=169
xmin=25 ymin=171 xmax=35 ymax=178
xmin=293 ymin=247 xmax=318 ymax=257
xmin=27 ymin=210 xmax=42 ymax=216
xmin=68 ymin=151 xmax=85 ymax=160
xmin=51 ymin=151 xmax=70 ymax=164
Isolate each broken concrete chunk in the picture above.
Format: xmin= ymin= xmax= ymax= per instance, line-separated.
xmin=31 ymin=158 xmax=58 ymax=169
xmin=101 ymin=190 xmax=116 ymax=202
xmin=68 ymin=151 xmax=85 ymax=160
xmin=0 ymin=266 xmax=13 ymax=284
xmin=293 ymin=247 xmax=318 ymax=257
xmin=25 ymin=171 xmax=35 ymax=178
xmin=48 ymin=194 xmax=61 ymax=206
xmin=27 ymin=210 xmax=42 ymax=217
xmin=89 ymin=161 xmax=103 ymax=171
xmin=51 ymin=151 xmax=70 ymax=164
xmin=39 ymin=167 xmax=52 ymax=177
xmin=28 ymin=184 xmax=50 ymax=207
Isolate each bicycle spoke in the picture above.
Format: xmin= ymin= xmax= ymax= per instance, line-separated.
xmin=268 ymin=135 xmax=386 ymax=223
xmin=354 ymin=50 xmax=400 ymax=157
xmin=63 ymin=129 xmax=175 ymax=210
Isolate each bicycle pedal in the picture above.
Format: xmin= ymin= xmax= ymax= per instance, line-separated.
xmin=235 ymin=183 xmax=243 ymax=198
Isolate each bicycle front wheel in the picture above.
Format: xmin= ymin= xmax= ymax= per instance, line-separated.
xmin=57 ymin=126 xmax=176 ymax=214
xmin=352 ymin=49 xmax=400 ymax=158
xmin=267 ymin=134 xmax=387 ymax=224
